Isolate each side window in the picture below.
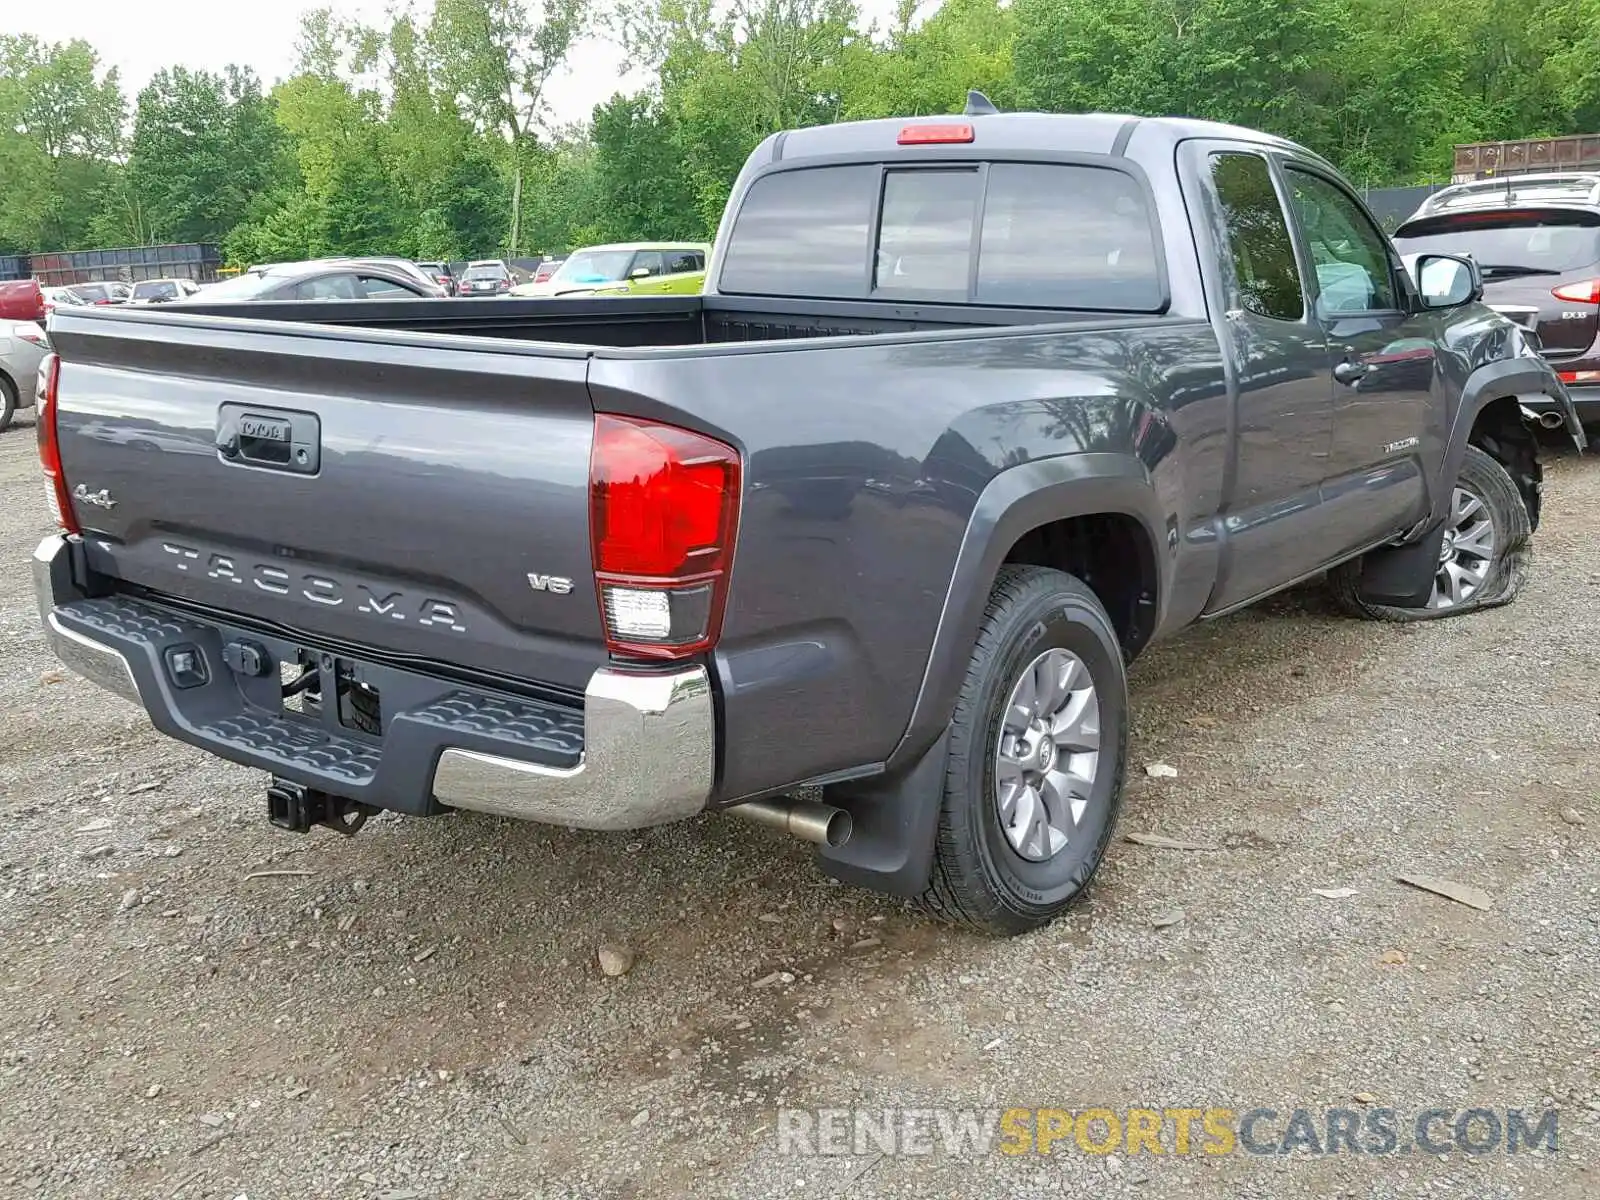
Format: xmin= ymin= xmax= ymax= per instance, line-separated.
xmin=665 ymin=251 xmax=700 ymax=274
xmin=875 ymin=168 xmax=980 ymax=297
xmin=976 ymin=163 xmax=1163 ymax=310
xmin=358 ymin=275 xmax=411 ymax=298
xmin=1284 ymin=167 xmax=1398 ymax=315
xmin=294 ymin=274 xmax=360 ymax=301
xmin=631 ymin=251 xmax=666 ymax=278
xmin=1208 ymin=153 xmax=1306 ymax=322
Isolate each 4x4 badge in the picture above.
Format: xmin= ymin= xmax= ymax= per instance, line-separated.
xmin=72 ymin=484 xmax=117 ymax=510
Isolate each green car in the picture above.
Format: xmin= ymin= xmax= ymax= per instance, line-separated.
xmin=510 ymin=243 xmax=709 ymax=298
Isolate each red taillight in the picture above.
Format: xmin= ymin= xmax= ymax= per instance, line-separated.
xmin=35 ymin=353 xmax=78 ymax=535
xmin=1558 ymin=369 xmax=1600 ymax=384
xmin=1552 ymin=279 xmax=1600 ymax=303
xmin=897 ymin=123 xmax=974 ymax=145
xmin=589 ymin=414 xmax=741 ymax=659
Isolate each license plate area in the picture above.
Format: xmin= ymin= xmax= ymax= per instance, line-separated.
xmin=281 ymin=652 xmax=383 ymax=737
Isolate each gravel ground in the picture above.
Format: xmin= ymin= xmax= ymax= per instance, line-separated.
xmin=0 ymin=417 xmax=1595 ymax=1200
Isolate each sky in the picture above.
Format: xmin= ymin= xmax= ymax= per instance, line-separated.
xmin=10 ymin=0 xmax=643 ymax=128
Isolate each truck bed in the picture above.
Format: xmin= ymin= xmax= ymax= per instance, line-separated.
xmin=163 ymin=292 xmax=1137 ymax=348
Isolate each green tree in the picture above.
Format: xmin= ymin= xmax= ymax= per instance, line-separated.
xmin=0 ymin=35 xmax=125 ymax=250
xmin=126 ymin=66 xmax=291 ymax=244
xmin=428 ymin=0 xmax=591 ymax=252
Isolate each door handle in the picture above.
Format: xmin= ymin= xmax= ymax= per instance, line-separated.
xmin=1333 ymin=359 xmax=1370 ymax=386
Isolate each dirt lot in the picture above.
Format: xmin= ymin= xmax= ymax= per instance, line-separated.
xmin=0 ymin=417 xmax=1595 ymax=1200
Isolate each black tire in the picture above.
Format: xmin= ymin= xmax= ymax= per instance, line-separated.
xmin=0 ymin=374 xmax=16 ymax=433
xmin=1328 ymin=443 xmax=1531 ymax=622
xmin=921 ymin=565 xmax=1129 ymax=936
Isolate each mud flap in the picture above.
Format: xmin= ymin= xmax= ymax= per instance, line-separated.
xmin=1355 ymin=519 xmax=1447 ymax=608
xmin=818 ymin=731 xmax=949 ymax=898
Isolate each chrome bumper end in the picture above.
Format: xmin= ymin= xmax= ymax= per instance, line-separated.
xmin=33 ymin=536 xmax=142 ymax=705
xmin=432 ymin=666 xmax=715 ymax=830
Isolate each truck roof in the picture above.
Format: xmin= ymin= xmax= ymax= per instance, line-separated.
xmin=751 ymin=110 xmax=1312 ymax=169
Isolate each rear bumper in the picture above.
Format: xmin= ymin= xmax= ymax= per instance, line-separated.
xmin=33 ymin=535 xmax=714 ymax=830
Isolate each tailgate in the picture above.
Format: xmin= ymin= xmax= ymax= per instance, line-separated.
xmin=48 ymin=309 xmax=606 ymax=693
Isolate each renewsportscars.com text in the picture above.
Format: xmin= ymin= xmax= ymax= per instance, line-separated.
xmin=776 ymin=1105 xmax=1560 ymax=1158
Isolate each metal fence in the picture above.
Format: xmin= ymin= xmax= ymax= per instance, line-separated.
xmin=1358 ymin=184 xmax=1452 ymax=233
xmin=0 ymin=243 xmax=222 ymax=285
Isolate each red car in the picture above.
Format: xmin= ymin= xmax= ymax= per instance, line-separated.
xmin=0 ymin=280 xmax=45 ymax=324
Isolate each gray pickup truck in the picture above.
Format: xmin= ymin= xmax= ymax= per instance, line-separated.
xmin=32 ymin=99 xmax=1581 ymax=935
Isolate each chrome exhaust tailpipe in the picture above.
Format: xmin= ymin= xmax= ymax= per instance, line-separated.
xmin=729 ymin=796 xmax=853 ymax=847
xmin=1539 ymin=410 xmax=1564 ymax=429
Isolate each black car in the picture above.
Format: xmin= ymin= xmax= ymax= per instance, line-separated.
xmin=1394 ymin=173 xmax=1600 ymax=438
xmin=185 ymin=260 xmax=448 ymax=303
xmin=415 ymin=261 xmax=458 ymax=296
xmin=457 ymin=260 xmax=514 ymax=295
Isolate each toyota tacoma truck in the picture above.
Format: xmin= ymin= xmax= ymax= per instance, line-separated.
xmin=31 ymin=98 xmax=1581 ymax=936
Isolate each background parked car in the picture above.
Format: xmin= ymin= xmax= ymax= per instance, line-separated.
xmin=415 ymin=260 xmax=459 ymax=295
xmin=0 ymin=280 xmax=46 ymax=324
xmin=529 ymin=256 xmax=567 ymax=285
xmin=509 ymin=243 xmax=708 ymax=297
xmin=457 ymin=259 xmax=514 ymax=295
xmin=69 ymin=281 xmax=131 ymax=305
xmin=128 ymin=278 xmax=202 ymax=305
xmin=42 ymin=286 xmax=89 ymax=317
xmin=177 ymin=260 xmax=447 ymax=302
xmin=1394 ymin=172 xmax=1600 ymax=440
xmin=0 ymin=321 xmax=48 ymax=430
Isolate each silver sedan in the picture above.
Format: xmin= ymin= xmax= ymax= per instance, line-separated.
xmin=0 ymin=321 xmax=49 ymax=431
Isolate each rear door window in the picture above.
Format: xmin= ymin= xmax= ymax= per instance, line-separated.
xmin=294 ymin=274 xmax=360 ymax=301
xmin=358 ymin=275 xmax=413 ymax=298
xmin=976 ymin=164 xmax=1162 ymax=310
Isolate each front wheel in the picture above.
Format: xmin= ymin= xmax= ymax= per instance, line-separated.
xmin=1329 ymin=443 xmax=1531 ymax=622
xmin=921 ymin=565 xmax=1128 ymax=936
xmin=0 ymin=375 xmax=16 ymax=433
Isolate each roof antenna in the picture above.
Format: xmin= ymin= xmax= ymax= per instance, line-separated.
xmin=965 ymin=89 xmax=999 ymax=117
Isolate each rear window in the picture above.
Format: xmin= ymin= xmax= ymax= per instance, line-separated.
xmin=463 ymin=265 xmax=508 ymax=280
xmin=1394 ymin=211 xmax=1600 ymax=275
xmin=720 ymin=165 xmax=878 ymax=298
xmin=720 ymin=161 xmax=1163 ymax=311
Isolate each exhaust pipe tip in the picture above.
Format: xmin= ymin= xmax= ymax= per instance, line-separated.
xmin=819 ymin=807 xmax=853 ymax=847
xmin=1539 ymin=410 xmax=1564 ymax=429
xmin=728 ymin=796 xmax=853 ymax=847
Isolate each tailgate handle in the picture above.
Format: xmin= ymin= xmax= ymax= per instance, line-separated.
xmin=216 ymin=404 xmax=320 ymax=475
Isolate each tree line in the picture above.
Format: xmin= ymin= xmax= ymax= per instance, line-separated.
xmin=3 ymin=0 xmax=1598 ymax=264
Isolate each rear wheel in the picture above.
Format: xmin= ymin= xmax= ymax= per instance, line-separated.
xmin=1330 ymin=443 xmax=1530 ymax=621
xmin=0 ymin=375 xmax=15 ymax=433
xmin=921 ymin=565 xmax=1128 ymax=936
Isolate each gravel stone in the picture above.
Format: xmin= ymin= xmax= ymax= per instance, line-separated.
xmin=0 ymin=428 xmax=1593 ymax=1198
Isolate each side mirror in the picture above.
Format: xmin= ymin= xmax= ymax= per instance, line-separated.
xmin=1414 ymin=253 xmax=1482 ymax=309
xmin=629 ymin=267 xmax=652 ymax=280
